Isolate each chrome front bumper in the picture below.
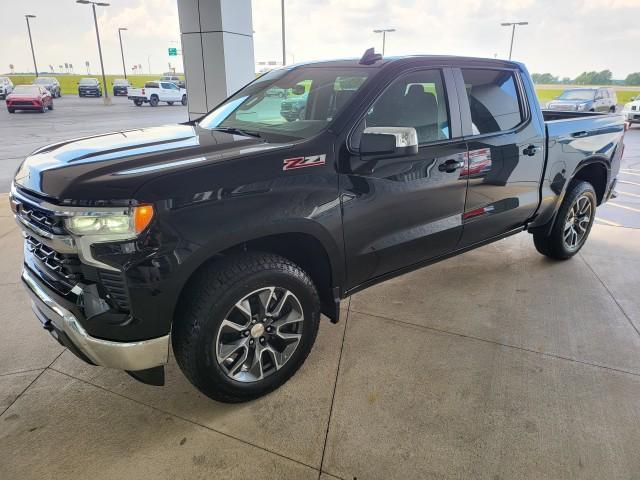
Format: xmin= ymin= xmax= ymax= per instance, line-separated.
xmin=22 ymin=268 xmax=169 ymax=371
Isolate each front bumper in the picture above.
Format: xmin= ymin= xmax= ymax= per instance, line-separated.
xmin=623 ymin=111 xmax=640 ymax=123
xmin=22 ymin=267 xmax=169 ymax=371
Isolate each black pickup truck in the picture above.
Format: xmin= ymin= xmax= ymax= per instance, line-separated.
xmin=10 ymin=50 xmax=625 ymax=403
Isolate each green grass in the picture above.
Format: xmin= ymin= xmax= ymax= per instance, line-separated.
xmin=6 ymin=74 xmax=184 ymax=95
xmin=534 ymin=87 xmax=640 ymax=104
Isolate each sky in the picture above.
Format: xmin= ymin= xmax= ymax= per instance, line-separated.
xmin=1 ymin=0 xmax=638 ymax=78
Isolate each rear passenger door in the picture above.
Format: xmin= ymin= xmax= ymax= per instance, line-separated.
xmin=453 ymin=67 xmax=545 ymax=247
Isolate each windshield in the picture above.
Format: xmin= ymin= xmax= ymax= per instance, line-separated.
xmin=14 ymin=85 xmax=40 ymax=95
xmin=198 ymin=66 xmax=371 ymax=141
xmin=34 ymin=78 xmax=53 ymax=85
xmin=557 ymin=89 xmax=596 ymax=101
xmin=80 ymin=78 xmax=97 ymax=85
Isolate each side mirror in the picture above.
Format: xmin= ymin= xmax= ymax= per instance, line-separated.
xmin=359 ymin=127 xmax=418 ymax=157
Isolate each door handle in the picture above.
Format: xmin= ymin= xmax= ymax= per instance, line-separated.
xmin=522 ymin=145 xmax=541 ymax=156
xmin=571 ymin=131 xmax=588 ymax=138
xmin=438 ymin=159 xmax=464 ymax=173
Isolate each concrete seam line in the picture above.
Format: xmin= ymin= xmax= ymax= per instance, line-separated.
xmin=0 ymin=350 xmax=65 ymax=419
xmin=579 ymin=253 xmax=640 ymax=339
xmin=348 ymin=308 xmax=640 ymax=378
xmin=0 ymin=367 xmax=46 ymax=378
xmin=47 ymin=367 xmax=320 ymax=473
xmin=317 ymin=297 xmax=351 ymax=480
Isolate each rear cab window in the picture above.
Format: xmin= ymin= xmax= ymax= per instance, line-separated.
xmin=460 ymin=69 xmax=524 ymax=135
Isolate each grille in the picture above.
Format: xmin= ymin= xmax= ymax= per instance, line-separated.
xmin=25 ymin=235 xmax=83 ymax=283
xmin=12 ymin=101 xmax=35 ymax=106
xmin=99 ymin=270 xmax=130 ymax=311
xmin=18 ymin=202 xmax=65 ymax=234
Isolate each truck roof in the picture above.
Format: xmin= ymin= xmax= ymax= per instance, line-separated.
xmin=283 ymin=55 xmax=521 ymax=70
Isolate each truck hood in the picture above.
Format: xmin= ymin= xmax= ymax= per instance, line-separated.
xmin=548 ymin=99 xmax=593 ymax=105
xmin=14 ymin=124 xmax=288 ymax=202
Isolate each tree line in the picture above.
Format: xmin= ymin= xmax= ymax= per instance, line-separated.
xmin=531 ymin=71 xmax=640 ymax=86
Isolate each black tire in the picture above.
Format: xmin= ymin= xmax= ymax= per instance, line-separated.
xmin=609 ymin=106 xmax=616 ymax=113
xmin=172 ymin=252 xmax=321 ymax=403
xmin=181 ymin=94 xmax=187 ymax=106
xmin=48 ymin=103 xmax=53 ymax=110
xmin=134 ymin=100 xmax=143 ymax=106
xmin=40 ymin=104 xmax=47 ymax=113
xmin=167 ymin=101 xmax=174 ymax=106
xmin=149 ymin=95 xmax=159 ymax=107
xmin=533 ymin=180 xmax=597 ymax=260
xmin=8 ymin=108 xmax=14 ymax=113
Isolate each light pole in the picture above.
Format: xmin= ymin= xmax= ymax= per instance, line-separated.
xmin=25 ymin=15 xmax=39 ymax=77
xmin=77 ymin=0 xmax=111 ymax=105
xmin=501 ymin=22 xmax=528 ymax=60
xmin=281 ymin=0 xmax=286 ymax=66
xmin=373 ymin=28 xmax=395 ymax=56
xmin=118 ymin=27 xmax=128 ymax=79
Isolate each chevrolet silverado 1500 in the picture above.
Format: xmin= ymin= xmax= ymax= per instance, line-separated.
xmin=10 ymin=50 xmax=625 ymax=402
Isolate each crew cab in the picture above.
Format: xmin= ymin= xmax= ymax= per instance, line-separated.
xmin=11 ymin=51 xmax=624 ymax=403
xmin=128 ymin=81 xmax=187 ymax=107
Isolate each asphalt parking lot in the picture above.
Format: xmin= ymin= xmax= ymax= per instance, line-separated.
xmin=0 ymin=95 xmax=187 ymax=191
xmin=0 ymin=102 xmax=639 ymax=479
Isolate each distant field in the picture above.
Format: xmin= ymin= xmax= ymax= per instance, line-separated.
xmin=4 ymin=75 xmax=639 ymax=104
xmin=534 ymin=85 xmax=640 ymax=104
xmin=5 ymin=74 xmax=183 ymax=95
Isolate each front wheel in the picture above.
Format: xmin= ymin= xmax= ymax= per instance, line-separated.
xmin=533 ymin=181 xmax=597 ymax=260
xmin=181 ymin=95 xmax=187 ymax=106
xmin=172 ymin=253 xmax=321 ymax=403
xmin=7 ymin=108 xmax=14 ymax=113
xmin=48 ymin=102 xmax=53 ymax=110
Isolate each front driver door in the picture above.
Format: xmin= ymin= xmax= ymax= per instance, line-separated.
xmin=341 ymin=67 xmax=469 ymax=290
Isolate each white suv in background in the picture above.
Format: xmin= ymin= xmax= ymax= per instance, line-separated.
xmin=623 ymin=96 xmax=640 ymax=127
xmin=0 ymin=77 xmax=14 ymax=99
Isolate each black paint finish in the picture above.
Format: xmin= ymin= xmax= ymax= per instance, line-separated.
xmin=12 ymin=56 xmax=625 ymax=345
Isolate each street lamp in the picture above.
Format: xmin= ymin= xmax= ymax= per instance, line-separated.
xmin=281 ymin=0 xmax=286 ymax=66
xmin=373 ymin=28 xmax=395 ymax=56
xmin=77 ymin=0 xmax=111 ymax=105
xmin=118 ymin=27 xmax=128 ymax=79
xmin=501 ymin=22 xmax=528 ymax=60
xmin=25 ymin=15 xmax=39 ymax=77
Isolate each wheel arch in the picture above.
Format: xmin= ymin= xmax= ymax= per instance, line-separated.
xmin=172 ymin=227 xmax=344 ymax=325
xmin=571 ymin=157 xmax=609 ymax=205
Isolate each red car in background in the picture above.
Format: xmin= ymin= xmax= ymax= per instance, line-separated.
xmin=6 ymin=85 xmax=53 ymax=113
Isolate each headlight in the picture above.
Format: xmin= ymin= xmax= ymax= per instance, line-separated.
xmin=576 ymin=103 xmax=587 ymax=111
xmin=65 ymin=205 xmax=154 ymax=236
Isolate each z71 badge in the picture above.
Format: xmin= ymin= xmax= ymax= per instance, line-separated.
xmin=282 ymin=154 xmax=326 ymax=171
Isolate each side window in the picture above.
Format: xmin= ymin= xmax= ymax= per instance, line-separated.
xmin=354 ymin=69 xmax=450 ymax=146
xmin=461 ymin=69 xmax=523 ymax=135
xmin=161 ymin=82 xmax=172 ymax=89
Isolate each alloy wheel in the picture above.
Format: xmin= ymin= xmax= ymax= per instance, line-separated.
xmin=215 ymin=287 xmax=304 ymax=383
xmin=563 ymin=194 xmax=592 ymax=251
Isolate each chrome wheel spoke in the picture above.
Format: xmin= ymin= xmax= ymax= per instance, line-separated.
xmin=563 ymin=194 xmax=593 ymax=251
xmin=215 ymin=286 xmax=305 ymax=383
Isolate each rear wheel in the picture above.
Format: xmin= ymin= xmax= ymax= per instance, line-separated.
xmin=181 ymin=95 xmax=187 ymax=106
xmin=172 ymin=252 xmax=321 ymax=403
xmin=149 ymin=95 xmax=159 ymax=107
xmin=40 ymin=104 xmax=47 ymax=113
xmin=533 ymin=181 xmax=597 ymax=260
xmin=134 ymin=100 xmax=143 ymax=106
xmin=167 ymin=101 xmax=174 ymax=106
xmin=609 ymin=106 xmax=616 ymax=113
xmin=48 ymin=102 xmax=53 ymax=110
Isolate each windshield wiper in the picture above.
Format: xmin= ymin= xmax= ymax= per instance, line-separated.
xmin=211 ymin=127 xmax=262 ymax=138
